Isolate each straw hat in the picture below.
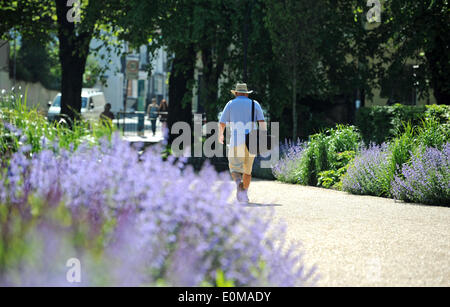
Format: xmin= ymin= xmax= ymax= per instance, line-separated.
xmin=230 ymin=83 xmax=253 ymax=95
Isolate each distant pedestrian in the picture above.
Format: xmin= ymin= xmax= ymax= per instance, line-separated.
xmin=159 ymin=99 xmax=168 ymax=130
xmin=100 ymin=103 xmax=115 ymax=128
xmin=218 ymin=83 xmax=266 ymax=204
xmin=147 ymin=98 xmax=159 ymax=136
xmin=100 ymin=103 xmax=115 ymax=120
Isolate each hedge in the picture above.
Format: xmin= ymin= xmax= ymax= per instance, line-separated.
xmin=355 ymin=104 xmax=450 ymax=145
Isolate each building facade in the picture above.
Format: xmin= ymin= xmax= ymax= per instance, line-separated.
xmin=91 ymin=38 xmax=169 ymax=114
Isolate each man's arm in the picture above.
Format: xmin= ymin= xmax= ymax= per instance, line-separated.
xmin=219 ymin=122 xmax=226 ymax=144
xmin=255 ymin=102 xmax=267 ymax=130
xmin=258 ymin=120 xmax=267 ymax=130
xmin=218 ymin=102 xmax=231 ymax=144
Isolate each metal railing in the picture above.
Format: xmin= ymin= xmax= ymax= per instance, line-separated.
xmin=115 ymin=111 xmax=147 ymax=136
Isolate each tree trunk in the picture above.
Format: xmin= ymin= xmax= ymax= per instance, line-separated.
xmin=59 ymin=50 xmax=88 ymax=123
xmin=55 ymin=0 xmax=92 ymax=125
xmin=201 ymin=47 xmax=224 ymax=122
xmin=167 ymin=45 xmax=196 ymax=143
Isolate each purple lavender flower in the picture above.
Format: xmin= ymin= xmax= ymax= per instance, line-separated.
xmin=392 ymin=143 xmax=450 ymax=205
xmin=0 ymin=133 xmax=316 ymax=286
xmin=272 ymin=139 xmax=306 ymax=183
xmin=342 ymin=143 xmax=393 ymax=197
xmin=3 ymin=122 xmax=22 ymax=136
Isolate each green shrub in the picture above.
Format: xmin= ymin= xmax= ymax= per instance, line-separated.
xmin=317 ymin=170 xmax=340 ymax=189
xmin=0 ymin=89 xmax=114 ymax=158
xmin=387 ymin=119 xmax=450 ymax=186
xmin=344 ymin=116 xmax=449 ymax=200
xmin=389 ymin=123 xmax=415 ymax=168
xmin=313 ymin=134 xmax=330 ymax=173
xmin=415 ymin=117 xmax=450 ymax=149
xmin=296 ymin=145 xmax=317 ymax=186
xmin=296 ymin=133 xmax=330 ymax=186
xmin=424 ymin=104 xmax=450 ymax=123
xmin=293 ymin=125 xmax=361 ymax=188
xmin=356 ymin=104 xmax=450 ymax=144
xmin=317 ymin=151 xmax=355 ymax=189
xmin=334 ymin=150 xmax=356 ymax=169
xmin=327 ymin=125 xmax=360 ymax=153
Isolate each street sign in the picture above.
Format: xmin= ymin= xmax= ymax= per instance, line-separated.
xmin=126 ymin=59 xmax=139 ymax=80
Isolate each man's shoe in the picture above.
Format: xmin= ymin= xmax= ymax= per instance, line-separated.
xmin=237 ymin=189 xmax=248 ymax=204
xmin=241 ymin=189 xmax=249 ymax=204
xmin=237 ymin=181 xmax=250 ymax=203
xmin=236 ymin=181 xmax=244 ymax=202
xmin=236 ymin=184 xmax=249 ymax=204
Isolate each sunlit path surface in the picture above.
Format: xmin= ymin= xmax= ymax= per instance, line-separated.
xmin=114 ymin=118 xmax=165 ymax=144
xmin=247 ymin=180 xmax=450 ymax=286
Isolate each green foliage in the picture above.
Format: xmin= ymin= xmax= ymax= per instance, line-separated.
xmin=374 ymin=124 xmax=417 ymax=195
xmin=11 ymin=38 xmax=61 ymax=90
xmin=377 ymin=0 xmax=450 ymax=104
xmin=389 ymin=123 xmax=416 ymax=173
xmin=296 ymin=145 xmax=317 ymax=186
xmin=385 ymin=118 xmax=450 ymax=195
xmin=386 ymin=117 xmax=450 ymax=192
xmin=3 ymin=0 xmax=449 ymax=135
xmin=215 ymin=270 xmax=235 ymax=287
xmin=334 ymin=150 xmax=357 ymax=170
xmin=327 ymin=125 xmax=360 ymax=154
xmin=315 ymin=135 xmax=330 ymax=172
xmin=0 ymin=89 xmax=114 ymax=158
xmin=277 ymin=118 xmax=443 ymax=200
xmin=83 ymin=56 xmax=106 ymax=88
xmin=317 ymin=170 xmax=340 ymax=189
xmin=1 ymin=0 xmax=159 ymax=121
xmin=293 ymin=125 xmax=361 ymax=188
xmin=416 ymin=117 xmax=450 ymax=150
xmin=356 ymin=104 xmax=450 ymax=144
xmin=344 ymin=115 xmax=450 ymax=200
xmin=318 ymin=150 xmax=356 ymax=189
xmin=265 ymin=0 xmax=325 ymax=138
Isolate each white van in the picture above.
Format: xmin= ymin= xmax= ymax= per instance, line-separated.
xmin=47 ymin=89 xmax=107 ymax=122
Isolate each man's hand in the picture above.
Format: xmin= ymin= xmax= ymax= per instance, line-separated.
xmin=258 ymin=120 xmax=267 ymax=131
xmin=219 ymin=122 xmax=226 ymax=145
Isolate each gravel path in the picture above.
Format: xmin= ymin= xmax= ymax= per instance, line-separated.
xmin=247 ymin=180 xmax=450 ymax=287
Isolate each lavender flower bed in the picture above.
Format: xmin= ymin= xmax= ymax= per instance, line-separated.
xmin=392 ymin=143 xmax=450 ymax=206
xmin=272 ymin=140 xmax=306 ymax=183
xmin=0 ymin=134 xmax=315 ymax=286
xmin=342 ymin=144 xmax=393 ymax=197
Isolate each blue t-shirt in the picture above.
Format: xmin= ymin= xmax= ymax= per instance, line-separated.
xmin=219 ymin=96 xmax=265 ymax=147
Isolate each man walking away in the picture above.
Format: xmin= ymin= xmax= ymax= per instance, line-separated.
xmin=218 ymin=83 xmax=266 ymax=204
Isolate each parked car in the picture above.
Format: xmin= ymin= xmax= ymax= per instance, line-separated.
xmin=47 ymin=89 xmax=106 ymax=122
